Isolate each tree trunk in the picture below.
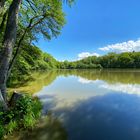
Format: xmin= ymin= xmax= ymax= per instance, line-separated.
xmin=9 ymin=91 xmax=23 ymax=107
xmin=7 ymin=15 xmax=45 ymax=78
xmin=0 ymin=0 xmax=22 ymax=102
xmin=0 ymin=90 xmax=7 ymax=110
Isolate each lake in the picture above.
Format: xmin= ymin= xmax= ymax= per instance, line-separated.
xmin=9 ymin=69 xmax=140 ymax=140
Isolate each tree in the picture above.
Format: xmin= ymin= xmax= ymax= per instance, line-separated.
xmin=7 ymin=0 xmax=66 ymax=77
xmin=0 ymin=0 xmax=74 ymax=106
xmin=0 ymin=0 xmax=22 ymax=104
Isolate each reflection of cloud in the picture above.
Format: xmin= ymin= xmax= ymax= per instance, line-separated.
xmin=54 ymin=94 xmax=140 ymax=140
xmin=101 ymin=83 xmax=140 ymax=95
xmin=78 ymin=77 xmax=100 ymax=84
xmin=99 ymin=39 xmax=140 ymax=53
xmin=36 ymin=77 xmax=106 ymax=111
xmin=78 ymin=52 xmax=100 ymax=60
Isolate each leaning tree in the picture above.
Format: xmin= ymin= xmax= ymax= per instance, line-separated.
xmin=0 ymin=0 xmax=74 ymax=109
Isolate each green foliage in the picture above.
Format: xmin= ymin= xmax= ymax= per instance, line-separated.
xmin=59 ymin=52 xmax=140 ymax=69
xmin=6 ymin=121 xmax=18 ymax=134
xmin=19 ymin=0 xmax=66 ymax=41
xmin=0 ymin=0 xmax=69 ymax=45
xmin=59 ymin=58 xmax=103 ymax=69
xmin=0 ymin=95 xmax=42 ymax=139
xmin=14 ymin=96 xmax=42 ymax=121
xmin=0 ymin=124 xmax=4 ymax=139
xmin=8 ymin=45 xmax=59 ymax=87
xmin=43 ymin=53 xmax=58 ymax=68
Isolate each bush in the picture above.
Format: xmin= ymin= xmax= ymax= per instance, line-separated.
xmin=6 ymin=121 xmax=18 ymax=134
xmin=0 ymin=95 xmax=42 ymax=139
xmin=0 ymin=124 xmax=4 ymax=139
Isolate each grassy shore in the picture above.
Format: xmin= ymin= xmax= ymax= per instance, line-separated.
xmin=0 ymin=95 xmax=42 ymax=139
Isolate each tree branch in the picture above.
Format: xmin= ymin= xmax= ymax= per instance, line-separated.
xmin=7 ymin=17 xmax=33 ymax=75
xmin=7 ymin=15 xmax=46 ymax=77
xmin=0 ymin=9 xmax=8 ymax=33
xmin=26 ymin=0 xmax=37 ymax=13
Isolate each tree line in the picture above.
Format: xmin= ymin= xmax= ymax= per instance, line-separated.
xmin=8 ymin=50 xmax=140 ymax=87
xmin=60 ymin=52 xmax=140 ymax=69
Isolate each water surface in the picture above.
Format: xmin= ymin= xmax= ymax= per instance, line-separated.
xmin=12 ymin=70 xmax=140 ymax=140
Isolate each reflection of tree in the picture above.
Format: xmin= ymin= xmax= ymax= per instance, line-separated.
xmin=11 ymin=69 xmax=140 ymax=94
xmin=7 ymin=114 xmax=67 ymax=140
xmin=54 ymin=93 xmax=140 ymax=140
xmin=10 ymin=71 xmax=59 ymax=94
xmin=56 ymin=69 xmax=140 ymax=84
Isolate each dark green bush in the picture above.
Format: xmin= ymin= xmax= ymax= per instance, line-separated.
xmin=0 ymin=124 xmax=4 ymax=139
xmin=0 ymin=95 xmax=42 ymax=138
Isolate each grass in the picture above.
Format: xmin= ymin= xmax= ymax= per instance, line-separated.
xmin=0 ymin=95 xmax=42 ymax=139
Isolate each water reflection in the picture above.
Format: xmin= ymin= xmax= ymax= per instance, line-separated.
xmin=35 ymin=70 xmax=140 ymax=140
xmin=12 ymin=69 xmax=140 ymax=94
xmin=9 ymin=69 xmax=140 ymax=140
xmin=6 ymin=115 xmax=67 ymax=140
xmin=9 ymin=71 xmax=58 ymax=94
xmin=101 ymin=83 xmax=140 ymax=95
xmin=78 ymin=77 xmax=100 ymax=84
xmin=53 ymin=93 xmax=140 ymax=140
xmin=77 ymin=77 xmax=140 ymax=95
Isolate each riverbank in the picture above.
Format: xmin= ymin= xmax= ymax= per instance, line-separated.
xmin=0 ymin=94 xmax=42 ymax=139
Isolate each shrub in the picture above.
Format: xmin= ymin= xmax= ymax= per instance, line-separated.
xmin=0 ymin=124 xmax=4 ymax=139
xmin=0 ymin=95 xmax=42 ymax=139
xmin=6 ymin=121 xmax=18 ymax=134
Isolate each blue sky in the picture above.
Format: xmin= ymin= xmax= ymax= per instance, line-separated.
xmin=36 ymin=0 xmax=140 ymax=61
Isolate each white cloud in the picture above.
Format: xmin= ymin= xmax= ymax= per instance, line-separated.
xmin=78 ymin=52 xmax=100 ymax=60
xmin=99 ymin=39 xmax=140 ymax=53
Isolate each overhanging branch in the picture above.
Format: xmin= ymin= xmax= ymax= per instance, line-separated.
xmin=7 ymin=14 xmax=47 ymax=77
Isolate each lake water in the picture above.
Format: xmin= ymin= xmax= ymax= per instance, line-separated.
xmin=10 ymin=69 xmax=140 ymax=140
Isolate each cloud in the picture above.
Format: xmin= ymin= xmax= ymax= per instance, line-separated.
xmin=78 ymin=52 xmax=100 ymax=60
xmin=99 ymin=39 xmax=140 ymax=53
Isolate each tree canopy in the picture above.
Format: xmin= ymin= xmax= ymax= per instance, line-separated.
xmin=59 ymin=52 xmax=140 ymax=69
xmin=0 ymin=0 xmax=74 ymax=105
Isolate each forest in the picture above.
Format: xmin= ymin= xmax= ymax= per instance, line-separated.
xmin=61 ymin=51 xmax=140 ymax=69
xmin=8 ymin=45 xmax=140 ymax=87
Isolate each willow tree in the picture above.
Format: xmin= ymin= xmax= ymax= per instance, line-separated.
xmin=0 ymin=0 xmax=74 ymax=107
